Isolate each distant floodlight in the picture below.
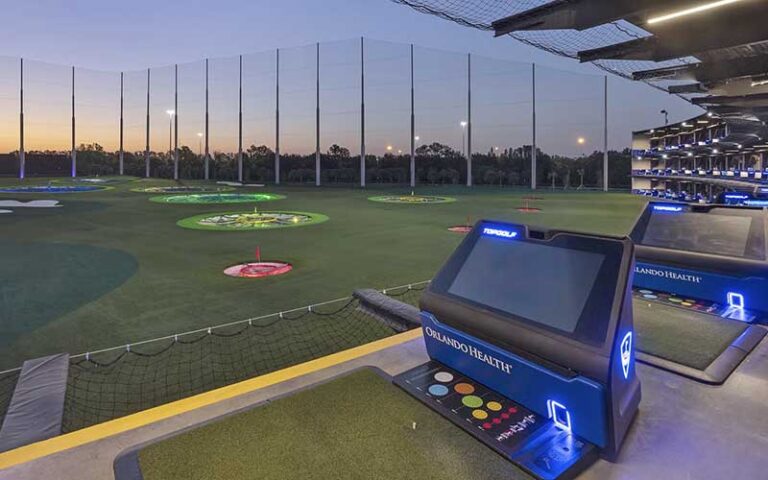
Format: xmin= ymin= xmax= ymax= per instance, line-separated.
xmin=577 ymin=137 xmax=586 ymax=145
xmin=460 ymin=121 xmax=468 ymax=128
xmin=647 ymin=0 xmax=745 ymax=25
xmin=414 ymin=136 xmax=420 ymax=141
xmin=386 ymin=145 xmax=393 ymax=151
xmin=166 ymin=109 xmax=175 ymax=116
xmin=197 ymin=132 xmax=203 ymax=137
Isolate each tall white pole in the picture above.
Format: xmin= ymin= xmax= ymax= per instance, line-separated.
xmin=410 ymin=44 xmax=415 ymax=188
xmin=315 ymin=42 xmax=321 ymax=187
xmin=173 ymin=64 xmax=179 ymax=180
xmin=71 ymin=66 xmax=76 ymax=178
xmin=119 ymin=72 xmax=124 ymax=175
xmin=275 ymin=49 xmax=280 ymax=185
xmin=145 ymin=68 xmax=151 ymax=178
xmin=603 ymin=75 xmax=609 ymax=192
xmin=19 ymin=58 xmax=24 ymax=180
xmin=531 ymin=63 xmax=537 ymax=190
xmin=360 ymin=37 xmax=366 ymax=188
xmin=466 ymin=53 xmax=472 ymax=187
xmin=238 ymin=54 xmax=243 ymax=183
xmin=205 ymin=59 xmax=210 ymax=180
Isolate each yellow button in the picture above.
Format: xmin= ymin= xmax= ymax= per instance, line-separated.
xmin=472 ymin=409 xmax=488 ymax=420
xmin=486 ymin=401 xmax=503 ymax=412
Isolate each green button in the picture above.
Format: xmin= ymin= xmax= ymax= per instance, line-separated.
xmin=462 ymin=395 xmax=483 ymax=409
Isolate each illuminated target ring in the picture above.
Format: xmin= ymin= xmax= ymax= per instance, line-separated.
xmin=368 ymin=195 xmax=456 ymax=204
xmin=0 ymin=185 xmax=109 ymax=193
xmin=150 ymin=193 xmax=284 ymax=204
xmin=132 ymin=185 xmax=234 ymax=193
xmin=448 ymin=225 xmax=473 ymax=233
xmin=223 ymin=262 xmax=293 ymax=278
xmin=178 ymin=210 xmax=329 ymax=231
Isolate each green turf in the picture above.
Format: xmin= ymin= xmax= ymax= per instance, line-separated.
xmin=0 ymin=238 xmax=138 ymax=349
xmin=0 ymin=177 xmax=646 ymax=369
xmin=138 ymin=369 xmax=532 ymax=480
xmin=633 ymin=299 xmax=749 ymax=370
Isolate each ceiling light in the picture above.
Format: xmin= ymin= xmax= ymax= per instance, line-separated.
xmin=647 ymin=0 xmax=746 ymax=25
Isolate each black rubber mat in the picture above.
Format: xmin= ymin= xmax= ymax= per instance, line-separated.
xmin=634 ymin=298 xmax=765 ymax=384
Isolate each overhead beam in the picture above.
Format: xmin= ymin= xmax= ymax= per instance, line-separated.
xmin=579 ymin=2 xmax=768 ymax=62
xmin=668 ymin=83 xmax=707 ymax=94
xmin=634 ymin=54 xmax=768 ymax=87
xmin=492 ymin=0 xmax=677 ymax=35
xmin=692 ymin=92 xmax=768 ymax=108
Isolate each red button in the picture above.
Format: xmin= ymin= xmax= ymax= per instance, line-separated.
xmin=508 ymin=407 xmax=517 ymax=413
xmin=482 ymin=423 xmax=492 ymax=429
xmin=492 ymin=418 xmax=501 ymax=424
xmin=501 ymin=413 xmax=510 ymax=419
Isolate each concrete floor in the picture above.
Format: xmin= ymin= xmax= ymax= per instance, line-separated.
xmin=2 ymin=332 xmax=767 ymax=480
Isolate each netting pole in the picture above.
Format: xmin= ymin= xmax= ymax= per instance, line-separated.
xmin=71 ymin=66 xmax=76 ymax=178
xmin=19 ymin=58 xmax=24 ymax=180
xmin=315 ymin=42 xmax=321 ymax=187
xmin=238 ymin=54 xmax=244 ymax=183
xmin=410 ymin=44 xmax=416 ymax=189
xmin=174 ymin=64 xmax=179 ymax=180
xmin=119 ymin=72 xmax=124 ymax=175
xmin=205 ymin=58 xmax=210 ymax=180
xmin=275 ymin=49 xmax=280 ymax=185
xmin=466 ymin=53 xmax=472 ymax=187
xmin=145 ymin=68 xmax=151 ymax=178
xmin=531 ymin=63 xmax=537 ymax=190
xmin=603 ymin=75 xmax=608 ymax=192
xmin=360 ymin=37 xmax=366 ymax=188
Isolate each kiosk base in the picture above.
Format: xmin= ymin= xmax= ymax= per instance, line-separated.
xmin=394 ymin=361 xmax=598 ymax=480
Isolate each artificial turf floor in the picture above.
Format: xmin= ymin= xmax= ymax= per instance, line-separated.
xmin=137 ymin=368 xmax=533 ymax=480
xmin=633 ymin=300 xmax=749 ymax=370
xmin=0 ymin=177 xmax=647 ymax=370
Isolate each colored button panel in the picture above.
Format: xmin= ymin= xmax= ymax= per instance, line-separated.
xmin=472 ymin=409 xmax=488 ymax=420
xmin=462 ymin=395 xmax=483 ymax=408
xmin=454 ymin=383 xmax=475 ymax=395
xmin=428 ymin=384 xmax=449 ymax=397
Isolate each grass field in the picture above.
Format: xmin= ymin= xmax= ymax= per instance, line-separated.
xmin=137 ymin=368 xmax=533 ymax=480
xmin=0 ymin=177 xmax=646 ymax=370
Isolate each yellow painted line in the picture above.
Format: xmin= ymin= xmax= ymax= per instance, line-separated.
xmin=0 ymin=329 xmax=423 ymax=470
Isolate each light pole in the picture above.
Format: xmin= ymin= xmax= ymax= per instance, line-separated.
xmin=197 ymin=133 xmax=203 ymax=156
xmin=660 ymin=109 xmax=668 ymax=125
xmin=166 ymin=110 xmax=175 ymax=154
xmin=577 ymin=136 xmax=586 ymax=157
xmin=460 ymin=121 xmax=467 ymax=158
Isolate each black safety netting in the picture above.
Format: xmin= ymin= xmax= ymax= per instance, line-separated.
xmin=391 ymin=0 xmax=699 ymax=93
xmin=382 ymin=281 xmax=430 ymax=308
xmin=0 ymin=370 xmax=20 ymax=429
xmin=62 ymin=297 xmax=401 ymax=432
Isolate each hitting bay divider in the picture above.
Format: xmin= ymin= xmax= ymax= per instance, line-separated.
xmin=0 ymin=282 xmax=430 ymax=449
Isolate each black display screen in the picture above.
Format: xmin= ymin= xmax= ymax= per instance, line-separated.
xmin=640 ymin=207 xmax=765 ymax=259
xmin=429 ymin=224 xmax=626 ymax=346
xmin=448 ymin=237 xmax=605 ymax=334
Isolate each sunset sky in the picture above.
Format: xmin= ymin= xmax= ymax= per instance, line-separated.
xmin=0 ymin=0 xmax=701 ymax=156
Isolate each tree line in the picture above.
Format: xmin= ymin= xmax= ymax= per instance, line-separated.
xmin=3 ymin=142 xmax=631 ymax=189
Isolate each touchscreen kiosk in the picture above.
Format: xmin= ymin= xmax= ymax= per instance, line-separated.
xmin=629 ymin=202 xmax=768 ymax=318
xmin=395 ymin=221 xmax=640 ymax=480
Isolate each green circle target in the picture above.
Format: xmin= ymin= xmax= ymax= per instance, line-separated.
xmin=131 ymin=185 xmax=235 ymax=194
xmin=177 ymin=210 xmax=329 ymax=231
xmin=368 ymin=195 xmax=456 ymax=204
xmin=150 ymin=193 xmax=285 ymax=204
